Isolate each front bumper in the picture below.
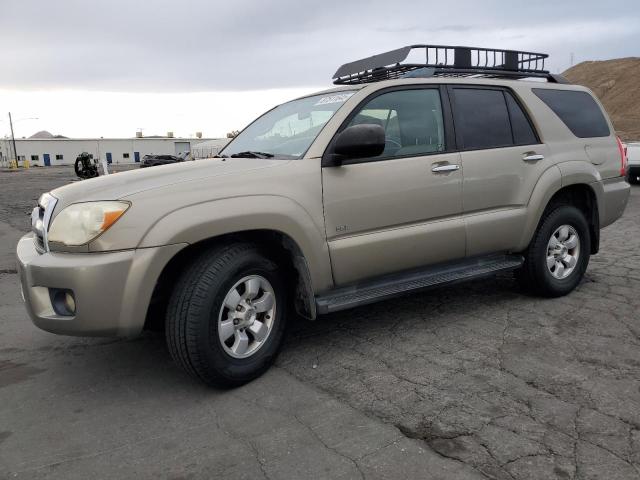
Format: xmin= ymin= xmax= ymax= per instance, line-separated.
xmin=16 ymin=233 xmax=185 ymax=337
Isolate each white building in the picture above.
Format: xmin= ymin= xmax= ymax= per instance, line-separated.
xmin=0 ymin=136 xmax=230 ymax=167
xmin=191 ymin=138 xmax=233 ymax=159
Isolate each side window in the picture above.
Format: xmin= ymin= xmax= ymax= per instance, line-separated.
xmin=452 ymin=88 xmax=512 ymax=150
xmin=505 ymin=92 xmax=538 ymax=146
xmin=533 ymin=88 xmax=610 ymax=138
xmin=346 ymin=89 xmax=445 ymax=159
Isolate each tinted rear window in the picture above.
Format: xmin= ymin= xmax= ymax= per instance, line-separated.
xmin=505 ymin=92 xmax=538 ymax=146
xmin=533 ymin=89 xmax=610 ymax=138
xmin=452 ymin=88 xmax=513 ymax=150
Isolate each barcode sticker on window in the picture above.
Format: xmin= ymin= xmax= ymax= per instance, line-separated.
xmin=314 ymin=92 xmax=355 ymax=105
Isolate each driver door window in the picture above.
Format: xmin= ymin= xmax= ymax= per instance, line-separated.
xmin=345 ymin=89 xmax=445 ymax=159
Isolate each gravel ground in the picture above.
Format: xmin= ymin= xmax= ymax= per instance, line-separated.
xmin=1 ymin=166 xmax=639 ymax=479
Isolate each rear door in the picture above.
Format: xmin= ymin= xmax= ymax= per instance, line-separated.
xmin=322 ymin=86 xmax=465 ymax=285
xmin=449 ymin=86 xmax=551 ymax=257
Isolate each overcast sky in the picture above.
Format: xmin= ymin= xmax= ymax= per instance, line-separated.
xmin=1 ymin=0 xmax=638 ymax=138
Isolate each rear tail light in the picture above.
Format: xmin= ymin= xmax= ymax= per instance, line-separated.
xmin=616 ymin=136 xmax=627 ymax=176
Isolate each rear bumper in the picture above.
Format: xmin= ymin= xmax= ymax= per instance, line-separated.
xmin=16 ymin=233 xmax=185 ymax=337
xmin=600 ymin=177 xmax=630 ymax=228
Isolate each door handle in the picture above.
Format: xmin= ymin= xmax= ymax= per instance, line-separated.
xmin=523 ymin=153 xmax=544 ymax=162
xmin=431 ymin=164 xmax=460 ymax=173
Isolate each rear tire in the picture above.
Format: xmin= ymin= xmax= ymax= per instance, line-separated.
xmin=166 ymin=243 xmax=287 ymax=387
xmin=518 ymin=205 xmax=590 ymax=297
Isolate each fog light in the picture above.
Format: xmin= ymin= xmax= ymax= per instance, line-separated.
xmin=64 ymin=292 xmax=76 ymax=314
xmin=50 ymin=288 xmax=76 ymax=316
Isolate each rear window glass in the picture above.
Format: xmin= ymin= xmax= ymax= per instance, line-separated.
xmin=452 ymin=88 xmax=513 ymax=150
xmin=533 ymin=89 xmax=610 ymax=138
xmin=505 ymin=92 xmax=538 ymax=145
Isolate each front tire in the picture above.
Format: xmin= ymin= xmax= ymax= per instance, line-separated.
xmin=518 ymin=205 xmax=591 ymax=297
xmin=166 ymin=243 xmax=287 ymax=387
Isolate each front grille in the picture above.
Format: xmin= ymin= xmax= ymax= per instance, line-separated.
xmin=31 ymin=193 xmax=57 ymax=253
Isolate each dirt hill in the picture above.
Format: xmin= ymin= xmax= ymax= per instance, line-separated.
xmin=563 ymin=58 xmax=640 ymax=141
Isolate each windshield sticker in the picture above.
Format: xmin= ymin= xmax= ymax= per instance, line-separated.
xmin=314 ymin=92 xmax=355 ymax=105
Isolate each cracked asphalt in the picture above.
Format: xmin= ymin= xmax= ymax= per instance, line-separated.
xmin=1 ymin=166 xmax=639 ymax=479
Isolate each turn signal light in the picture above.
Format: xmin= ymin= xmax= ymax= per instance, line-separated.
xmin=616 ymin=136 xmax=627 ymax=177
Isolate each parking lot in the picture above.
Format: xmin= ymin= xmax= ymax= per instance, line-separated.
xmin=1 ymin=166 xmax=639 ymax=479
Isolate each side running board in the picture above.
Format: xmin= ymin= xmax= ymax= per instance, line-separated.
xmin=315 ymin=254 xmax=524 ymax=315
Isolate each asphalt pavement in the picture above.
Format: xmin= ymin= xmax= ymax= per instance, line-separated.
xmin=1 ymin=166 xmax=639 ymax=479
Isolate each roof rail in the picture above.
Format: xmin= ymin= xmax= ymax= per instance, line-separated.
xmin=333 ymin=45 xmax=570 ymax=85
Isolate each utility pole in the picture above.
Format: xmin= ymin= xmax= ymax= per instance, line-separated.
xmin=8 ymin=112 xmax=18 ymax=165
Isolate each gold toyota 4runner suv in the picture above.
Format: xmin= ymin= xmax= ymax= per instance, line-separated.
xmin=17 ymin=46 xmax=630 ymax=387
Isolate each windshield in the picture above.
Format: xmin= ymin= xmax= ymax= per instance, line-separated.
xmin=220 ymin=91 xmax=356 ymax=159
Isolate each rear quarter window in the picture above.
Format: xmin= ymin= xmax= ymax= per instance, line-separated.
xmin=532 ymin=88 xmax=610 ymax=138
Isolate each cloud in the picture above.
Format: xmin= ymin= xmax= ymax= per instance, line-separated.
xmin=2 ymin=0 xmax=639 ymax=92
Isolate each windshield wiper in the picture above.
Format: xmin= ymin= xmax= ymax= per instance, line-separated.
xmin=229 ymin=151 xmax=274 ymax=159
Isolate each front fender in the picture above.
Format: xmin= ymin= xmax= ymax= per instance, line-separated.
xmin=138 ymin=195 xmax=333 ymax=292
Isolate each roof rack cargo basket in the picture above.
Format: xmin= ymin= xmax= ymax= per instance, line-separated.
xmin=333 ymin=45 xmax=569 ymax=85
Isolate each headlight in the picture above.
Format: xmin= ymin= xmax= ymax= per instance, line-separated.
xmin=48 ymin=201 xmax=130 ymax=246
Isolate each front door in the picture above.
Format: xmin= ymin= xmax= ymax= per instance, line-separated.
xmin=43 ymin=154 xmax=50 ymax=166
xmin=322 ymin=87 xmax=465 ymax=285
xmin=448 ymin=86 xmax=553 ymax=256
xmin=134 ymin=151 xmax=140 ymax=163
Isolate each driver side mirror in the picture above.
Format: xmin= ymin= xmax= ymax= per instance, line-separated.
xmin=325 ymin=124 xmax=386 ymax=166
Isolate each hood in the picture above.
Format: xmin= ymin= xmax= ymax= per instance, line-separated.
xmin=50 ymin=158 xmax=288 ymax=207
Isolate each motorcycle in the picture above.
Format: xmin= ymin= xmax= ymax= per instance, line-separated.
xmin=74 ymin=152 xmax=100 ymax=179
